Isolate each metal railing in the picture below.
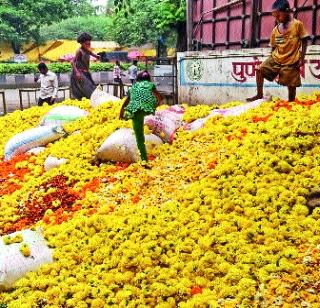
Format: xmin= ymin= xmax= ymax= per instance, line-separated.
xmin=103 ymin=78 xmax=177 ymax=105
xmin=19 ymin=87 xmax=71 ymax=110
xmin=19 ymin=88 xmax=37 ymax=110
xmin=101 ymin=57 xmax=178 ymax=105
xmin=103 ymin=82 xmax=132 ymax=98
xmin=58 ymin=87 xmax=71 ymax=101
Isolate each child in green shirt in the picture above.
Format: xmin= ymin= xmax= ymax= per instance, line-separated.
xmin=120 ymin=71 xmax=162 ymax=162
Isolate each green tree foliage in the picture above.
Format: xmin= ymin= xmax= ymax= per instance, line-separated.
xmin=109 ymin=0 xmax=162 ymax=47
xmin=40 ymin=16 xmax=113 ymax=41
xmin=154 ymin=0 xmax=186 ymax=32
xmin=112 ymin=0 xmax=186 ymax=51
xmin=0 ymin=0 xmax=94 ymax=53
xmin=154 ymin=0 xmax=186 ymax=51
xmin=106 ymin=0 xmax=116 ymax=14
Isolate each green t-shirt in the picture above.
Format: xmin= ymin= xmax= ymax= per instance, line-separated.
xmin=124 ymin=80 xmax=157 ymax=118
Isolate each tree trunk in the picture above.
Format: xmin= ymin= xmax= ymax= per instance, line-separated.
xmin=11 ymin=41 xmax=21 ymax=54
xmin=175 ymin=21 xmax=187 ymax=52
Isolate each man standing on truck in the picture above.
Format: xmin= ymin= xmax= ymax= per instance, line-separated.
xmin=247 ymin=0 xmax=308 ymax=102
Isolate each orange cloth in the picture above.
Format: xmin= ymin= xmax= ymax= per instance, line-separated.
xmin=270 ymin=18 xmax=308 ymax=65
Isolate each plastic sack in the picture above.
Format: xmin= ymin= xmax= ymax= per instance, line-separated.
xmin=183 ymin=110 xmax=227 ymax=131
xmin=39 ymin=105 xmax=88 ymax=126
xmin=0 ymin=229 xmax=53 ymax=289
xmin=96 ymin=128 xmax=163 ymax=163
xmin=90 ymin=86 xmax=121 ymax=107
xmin=184 ymin=98 xmax=268 ymax=132
xmin=144 ymin=115 xmax=178 ymax=144
xmin=144 ymin=105 xmax=185 ymax=143
xmin=159 ymin=105 xmax=185 ymax=121
xmin=44 ymin=156 xmax=68 ymax=171
xmin=5 ymin=126 xmax=66 ymax=161
xmin=218 ymin=98 xmax=267 ymax=117
xmin=183 ymin=118 xmax=209 ymax=132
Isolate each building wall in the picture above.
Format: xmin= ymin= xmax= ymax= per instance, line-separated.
xmin=178 ymin=46 xmax=320 ymax=104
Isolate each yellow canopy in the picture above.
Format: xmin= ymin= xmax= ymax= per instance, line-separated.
xmin=42 ymin=40 xmax=79 ymax=61
xmin=0 ymin=42 xmax=15 ymax=61
xmin=0 ymin=40 xmax=121 ymax=62
xmin=167 ymin=48 xmax=176 ymax=57
xmin=143 ymin=49 xmax=157 ymax=57
xmin=22 ymin=40 xmax=64 ymax=62
xmin=0 ymin=40 xmax=175 ymax=62
xmin=43 ymin=40 xmax=121 ymax=61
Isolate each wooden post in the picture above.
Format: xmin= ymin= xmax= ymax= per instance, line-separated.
xmin=186 ymin=0 xmax=193 ymax=51
xmin=250 ymin=0 xmax=259 ymax=48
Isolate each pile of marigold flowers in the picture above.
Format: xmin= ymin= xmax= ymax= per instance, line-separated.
xmin=1 ymin=92 xmax=320 ymax=307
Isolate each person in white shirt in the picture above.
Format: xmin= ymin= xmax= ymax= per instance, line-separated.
xmin=128 ymin=60 xmax=138 ymax=84
xmin=113 ymin=60 xmax=126 ymax=97
xmin=113 ymin=60 xmax=124 ymax=83
xmin=35 ymin=62 xmax=58 ymax=106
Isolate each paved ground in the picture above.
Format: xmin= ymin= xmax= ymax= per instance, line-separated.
xmin=1 ymin=89 xmax=23 ymax=113
xmin=0 ymin=86 xmax=118 ymax=114
xmin=0 ymin=71 xmax=125 ymax=114
xmin=0 ymin=70 xmax=174 ymax=115
xmin=0 ymin=81 xmax=127 ymax=115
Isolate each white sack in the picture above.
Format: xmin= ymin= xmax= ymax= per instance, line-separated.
xmin=39 ymin=105 xmax=88 ymax=126
xmin=5 ymin=126 xmax=66 ymax=160
xmin=26 ymin=147 xmax=46 ymax=155
xmin=96 ymin=128 xmax=163 ymax=163
xmin=0 ymin=229 xmax=53 ymax=289
xmin=44 ymin=156 xmax=68 ymax=171
xmin=90 ymin=87 xmax=121 ymax=107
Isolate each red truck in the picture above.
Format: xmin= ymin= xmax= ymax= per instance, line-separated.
xmin=187 ymin=0 xmax=320 ymax=50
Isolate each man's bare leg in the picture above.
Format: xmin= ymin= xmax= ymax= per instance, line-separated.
xmin=246 ymin=69 xmax=264 ymax=102
xmin=288 ymin=86 xmax=296 ymax=102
